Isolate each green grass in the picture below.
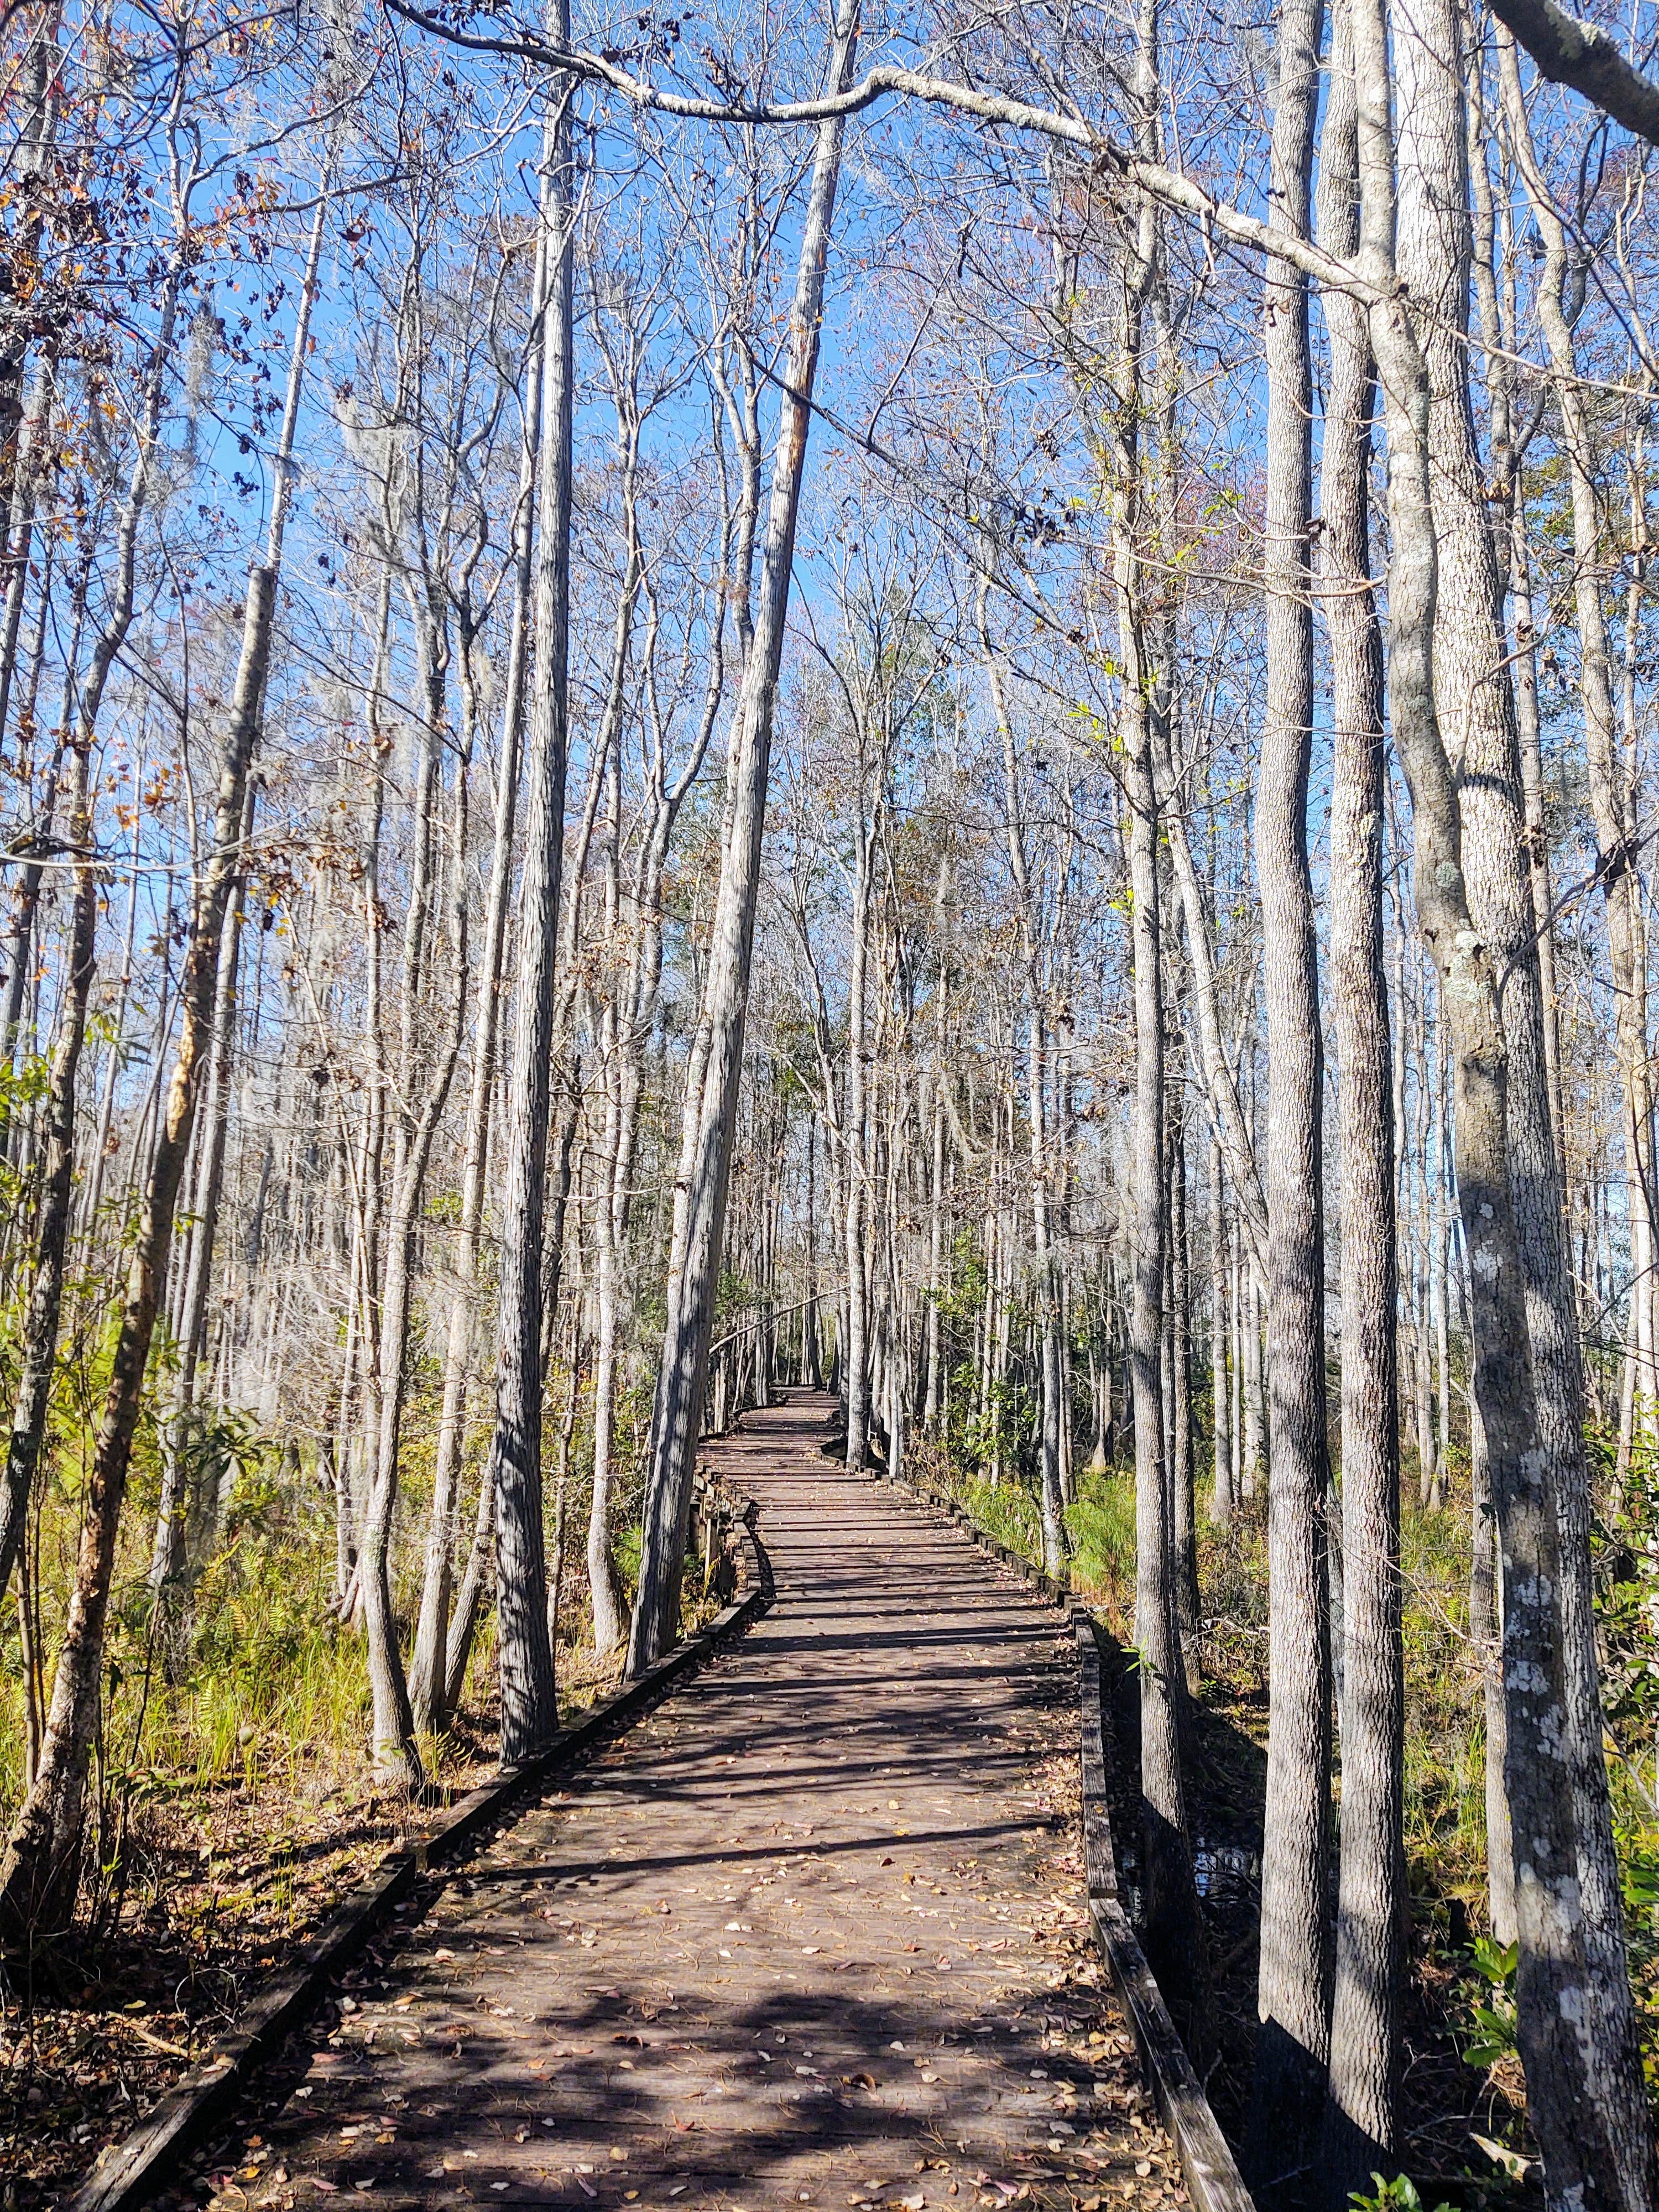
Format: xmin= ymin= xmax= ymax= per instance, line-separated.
xmin=919 ymin=1449 xmax=1137 ymax=1608
xmin=1063 ymin=1473 xmax=1137 ymax=1597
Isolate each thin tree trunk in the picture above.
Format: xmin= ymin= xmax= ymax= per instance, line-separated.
xmin=1469 ymin=1394 xmax=1516 ymax=1943
xmin=445 ymin=1071 xmax=580 ymax=1718
xmin=1317 ymin=8 xmax=1402 ymax=2185
xmin=1169 ymin=1112 xmax=1197 ymax=1685
xmin=150 ymin=780 xmax=254 ymax=1598
xmin=984 ymin=584 xmax=1066 ymax=1572
xmin=628 ymin=0 xmax=861 ymax=1677
xmin=408 ymin=214 xmax=544 ymax=1734
xmin=1113 ymin=0 xmax=1203 ymax=2036
xmin=1241 ymin=1260 xmax=1264 ymax=1498
xmin=362 ymin=724 xmax=469 ymax=1787
xmin=1208 ymin=1138 xmax=1233 ymax=1527
xmin=0 ymin=731 xmax=95 ymax=1615
xmin=0 ymin=163 xmax=316 ymax=1929
xmin=1249 ymin=0 xmax=1333 ymax=2163
xmin=487 ymin=88 xmax=575 ymax=1765
xmin=842 ymin=807 xmax=874 ymax=1470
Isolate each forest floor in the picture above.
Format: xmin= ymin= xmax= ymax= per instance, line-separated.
xmin=0 ymin=1637 xmax=641 ymax=2208
xmin=49 ymin=1390 xmax=1182 ymax=2212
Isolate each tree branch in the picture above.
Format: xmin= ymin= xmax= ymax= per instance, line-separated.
xmin=380 ymin=0 xmax=1386 ymax=300
xmin=1486 ymin=0 xmax=1659 ymax=144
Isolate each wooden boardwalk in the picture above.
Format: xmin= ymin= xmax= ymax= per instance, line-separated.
xmin=183 ymin=1392 xmax=1182 ymax=2212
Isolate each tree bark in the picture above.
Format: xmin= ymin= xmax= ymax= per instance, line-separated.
xmin=149 ymin=781 xmax=254 ymax=1599
xmin=1350 ymin=0 xmax=1651 ymax=2195
xmin=842 ymin=790 xmax=875 ymax=1470
xmin=1208 ymin=1138 xmax=1233 ymax=1526
xmin=1316 ymin=7 xmax=1402 ymax=2187
xmin=1249 ymin=0 xmax=1333 ymax=2168
xmin=1169 ymin=1110 xmax=1198 ymax=1682
xmin=408 ymin=206 xmax=544 ymax=1734
xmin=1112 ymin=0 xmax=1204 ymax=2037
xmin=487 ymin=85 xmax=575 ymax=1765
xmin=1394 ymin=10 xmax=1652 ymax=2193
xmin=627 ymin=0 xmax=862 ymax=1676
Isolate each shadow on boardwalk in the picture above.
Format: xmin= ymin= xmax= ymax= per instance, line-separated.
xmin=167 ymin=1394 xmax=1186 ymax=2212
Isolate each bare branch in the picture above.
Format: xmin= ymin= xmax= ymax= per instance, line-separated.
xmin=379 ymin=0 xmax=1383 ymax=301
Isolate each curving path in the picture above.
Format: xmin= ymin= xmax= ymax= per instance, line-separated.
xmin=185 ymin=1393 xmax=1183 ymax=2212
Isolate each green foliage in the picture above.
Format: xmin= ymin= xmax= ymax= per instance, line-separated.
xmin=1460 ymin=1939 xmax=1520 ymax=2073
xmin=952 ymin=1469 xmax=1044 ymax=1560
xmin=1348 ymin=2176 xmax=1457 ymax=2212
xmin=616 ymin=1522 xmax=643 ymax=1595
xmin=1062 ymin=1475 xmax=1136 ymax=1598
xmin=1575 ymin=1421 xmax=1659 ymax=2108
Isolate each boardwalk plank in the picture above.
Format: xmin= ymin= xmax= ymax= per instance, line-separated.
xmin=172 ymin=1392 xmax=1183 ymax=2212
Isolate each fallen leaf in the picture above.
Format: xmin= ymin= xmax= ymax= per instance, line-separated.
xmin=1473 ymin=2136 xmax=1531 ymax=2181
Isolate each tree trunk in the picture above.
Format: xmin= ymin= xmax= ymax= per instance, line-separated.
xmin=1249 ymin=0 xmax=1333 ymax=2166
xmin=842 ymin=804 xmax=874 ymax=1469
xmin=1394 ymin=10 xmax=1652 ymax=2194
xmin=409 ymin=207 xmax=544 ymax=1734
xmin=487 ymin=89 xmax=575 ymax=1765
xmin=1208 ymin=1139 xmax=1233 ymax=1527
xmin=0 ymin=731 xmax=96 ymax=1614
xmin=1317 ymin=8 xmax=1402 ymax=2187
xmin=1113 ymin=0 xmax=1204 ymax=2034
xmin=1168 ymin=1113 xmax=1197 ymax=1685
xmin=1350 ymin=3 xmax=1651 ymax=2197
xmin=150 ymin=781 xmax=254 ymax=1599
xmin=984 ymin=582 xmax=1066 ymax=1573
xmin=627 ymin=0 xmax=861 ymax=1677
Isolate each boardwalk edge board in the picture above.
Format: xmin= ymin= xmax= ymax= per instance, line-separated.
xmin=873 ymin=1457 xmax=1255 ymax=2212
xmin=66 ymin=1500 xmax=774 ymax=2212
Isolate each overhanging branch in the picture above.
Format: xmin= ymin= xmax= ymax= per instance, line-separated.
xmin=1486 ymin=0 xmax=1659 ymax=143
xmin=380 ymin=0 xmax=1387 ymax=302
